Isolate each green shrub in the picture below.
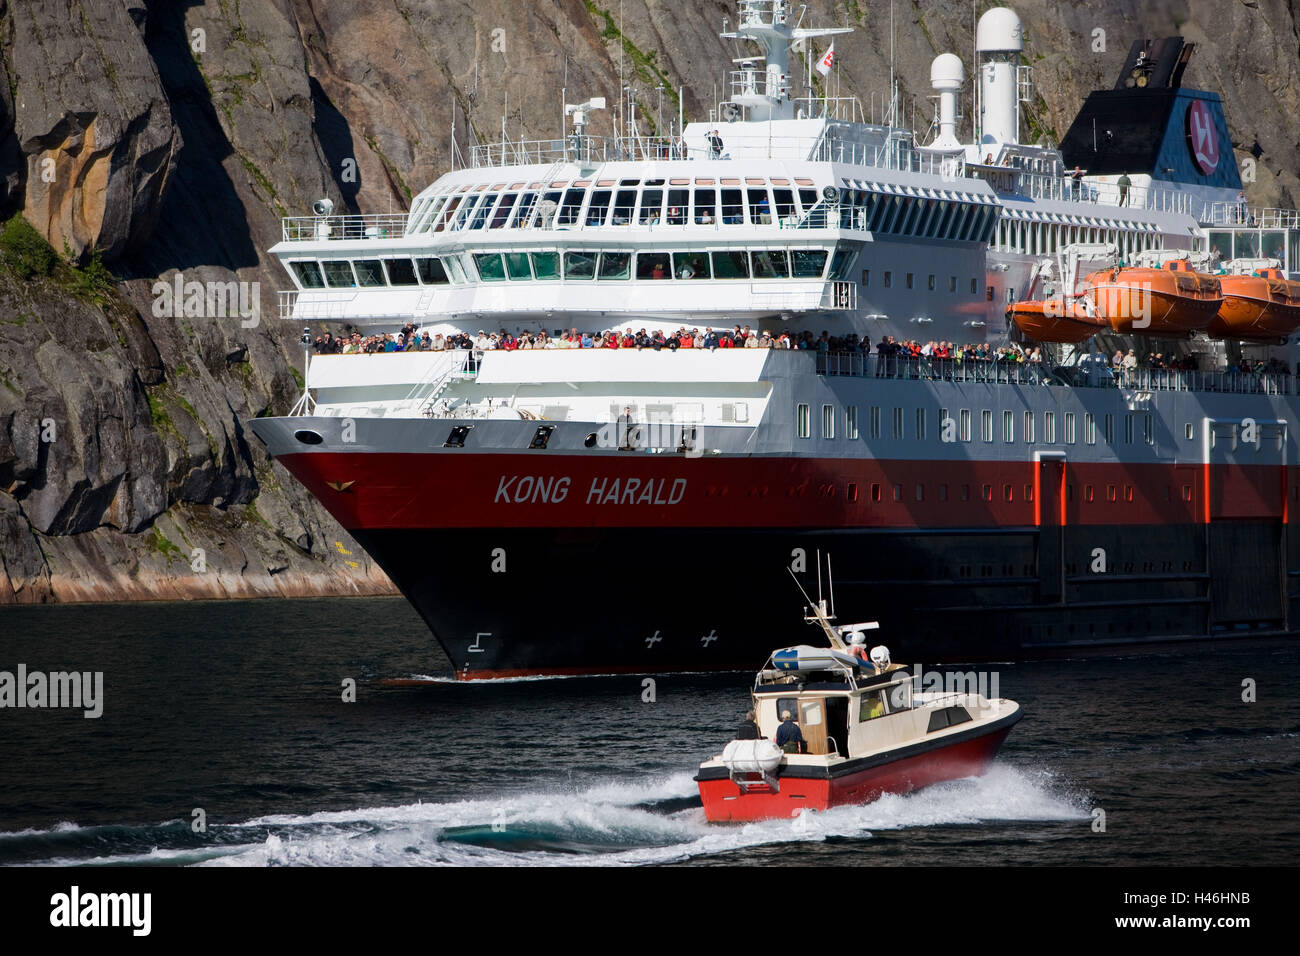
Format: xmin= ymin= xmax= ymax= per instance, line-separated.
xmin=0 ymin=215 xmax=57 ymax=279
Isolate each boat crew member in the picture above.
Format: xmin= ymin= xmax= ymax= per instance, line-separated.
xmin=776 ymin=710 xmax=804 ymax=754
xmin=708 ymin=129 xmax=724 ymax=159
xmin=1117 ymin=171 xmax=1131 ymax=207
xmin=1070 ymin=165 xmax=1083 ymax=200
xmin=736 ymin=710 xmax=761 ymax=740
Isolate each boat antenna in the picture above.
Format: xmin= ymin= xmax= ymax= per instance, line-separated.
xmin=816 ymin=547 xmax=823 ymax=607
xmin=827 ymin=553 xmax=836 ymax=618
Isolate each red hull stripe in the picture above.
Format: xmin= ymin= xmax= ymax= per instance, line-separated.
xmin=277 ymin=451 xmax=1294 ymax=530
xmin=698 ymin=724 xmax=1015 ymax=822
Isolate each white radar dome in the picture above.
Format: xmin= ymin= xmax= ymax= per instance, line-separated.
xmin=976 ymin=7 xmax=1023 ymax=53
xmin=930 ymin=53 xmax=965 ymax=91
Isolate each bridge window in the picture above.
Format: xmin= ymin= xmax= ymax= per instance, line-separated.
xmin=558 ymin=189 xmax=586 ymax=226
xmin=490 ymin=194 xmax=516 ymax=228
xmin=469 ymin=193 xmax=498 ymax=229
xmin=773 ymin=188 xmax=796 ymax=220
xmin=638 ymin=189 xmax=664 ymax=225
xmin=829 ymin=245 xmax=858 ymax=281
xmin=791 ymin=249 xmax=829 ymax=278
xmin=693 ymin=189 xmax=716 ymax=224
xmin=291 ymin=261 xmax=325 ymax=289
xmin=666 ymin=190 xmax=689 ymax=225
xmin=353 ymin=259 xmax=386 ymax=287
xmin=711 ymin=250 xmax=750 ymax=279
xmin=720 ymin=189 xmax=744 ymax=224
xmin=636 ymin=252 xmax=672 ymax=280
xmin=673 ymin=252 xmax=711 ymax=279
xmin=530 ymin=252 xmax=560 ymax=280
xmin=751 ymin=249 xmax=790 ymax=278
xmin=416 ymin=257 xmax=449 ymax=285
xmin=504 ymin=252 xmax=532 ymax=280
xmin=598 ymin=251 xmax=632 ymax=280
xmin=473 ymin=253 xmax=506 ymax=281
xmin=798 ymin=188 xmax=818 ymax=213
xmin=383 ymin=258 xmax=418 ymax=286
xmin=748 ymin=188 xmax=772 ymax=223
xmin=612 ymin=189 xmax=637 ymax=225
xmin=586 ymin=190 xmax=612 ymax=226
xmin=510 ymin=192 xmax=538 ymax=228
xmin=321 ymin=260 xmax=356 ymax=288
xmin=564 ymin=251 xmax=597 ymax=280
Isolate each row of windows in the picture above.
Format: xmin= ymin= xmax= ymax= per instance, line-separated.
xmin=289 ymin=245 xmax=850 ymax=290
xmin=861 ymin=269 xmax=981 ymax=296
xmin=797 ymin=403 xmax=1159 ymax=446
xmin=409 ymin=182 xmax=824 ymax=234
xmin=838 ymin=191 xmax=999 ymax=244
xmin=993 ymin=217 xmax=1163 ymax=260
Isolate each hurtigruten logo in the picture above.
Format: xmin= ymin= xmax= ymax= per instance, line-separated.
xmin=0 ymin=665 xmax=104 ymax=718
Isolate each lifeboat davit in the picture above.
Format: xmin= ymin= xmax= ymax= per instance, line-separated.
xmin=1207 ymin=259 xmax=1300 ymax=341
xmin=1082 ymin=257 xmax=1223 ymax=335
xmin=1008 ymin=298 xmax=1107 ymax=343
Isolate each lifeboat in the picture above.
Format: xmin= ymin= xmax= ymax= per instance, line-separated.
xmin=1206 ymin=259 xmax=1300 ymax=341
xmin=1083 ymin=257 xmax=1222 ymax=334
xmin=1008 ymin=297 xmax=1108 ymax=343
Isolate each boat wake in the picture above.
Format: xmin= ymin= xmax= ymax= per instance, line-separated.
xmin=0 ymin=763 xmax=1088 ymax=867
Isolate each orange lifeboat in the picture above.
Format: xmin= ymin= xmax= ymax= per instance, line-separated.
xmin=1082 ymin=258 xmax=1222 ymax=335
xmin=1207 ymin=261 xmax=1300 ymax=341
xmin=1008 ymin=298 xmax=1107 ymax=343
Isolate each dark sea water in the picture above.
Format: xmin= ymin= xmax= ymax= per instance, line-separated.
xmin=0 ymin=596 xmax=1296 ymax=866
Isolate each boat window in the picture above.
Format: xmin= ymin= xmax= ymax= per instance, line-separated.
xmin=511 ymin=192 xmax=538 ymax=228
xmin=450 ymin=194 xmax=480 ymax=230
xmin=432 ymin=196 xmax=461 ymax=232
xmin=798 ymin=188 xmax=818 ymax=213
xmin=612 ymin=190 xmax=637 ymax=225
xmin=1263 ymin=231 xmax=1286 ymax=261
xmin=638 ymin=190 xmax=664 ymax=225
xmin=353 ymin=259 xmax=386 ymax=287
xmin=473 ymin=253 xmax=506 ymax=281
xmin=777 ymin=697 xmax=799 ymax=721
xmin=693 ymin=189 xmax=716 ymax=224
xmin=383 ymin=258 xmax=418 ymax=286
xmin=666 ymin=190 xmax=688 ymax=224
xmin=673 ymin=252 xmax=711 ymax=279
xmin=926 ymin=706 xmax=972 ymax=733
xmin=471 ymin=193 xmax=499 ymax=229
xmin=530 ymin=252 xmax=560 ymax=280
xmin=416 ymin=257 xmax=449 ymax=285
xmin=598 ymin=251 xmax=632 ymax=280
xmin=291 ymin=261 xmax=325 ymax=289
xmin=859 ymin=690 xmax=887 ymax=721
xmin=885 ymin=679 xmax=912 ymax=712
xmin=748 ymin=188 xmax=772 ymax=224
xmin=490 ymin=194 xmax=516 ymax=229
xmin=1235 ymin=232 xmax=1261 ymax=258
xmin=773 ymin=188 xmax=796 ymax=221
xmin=536 ymin=191 xmax=563 ymax=228
xmin=720 ymin=189 xmax=744 ymax=224
xmin=558 ymin=189 xmax=586 ymax=226
xmin=800 ymin=699 xmax=823 ymax=726
xmin=711 ymin=250 xmax=750 ymax=279
xmin=829 ymin=245 xmax=858 ymax=281
xmin=636 ymin=252 xmax=672 ymax=280
xmin=321 ymin=260 xmax=356 ymax=288
xmin=564 ymin=251 xmax=597 ymax=279
xmin=586 ymin=190 xmax=612 ymax=226
xmin=751 ymin=249 xmax=790 ymax=278
xmin=444 ymin=255 xmax=468 ymax=284
xmin=413 ymin=196 xmax=446 ymax=233
xmin=504 ymin=252 xmax=533 ymax=280
xmin=791 ymin=249 xmax=828 ymax=278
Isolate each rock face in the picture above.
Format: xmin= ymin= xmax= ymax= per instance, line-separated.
xmin=1 ymin=0 xmax=1299 ymax=605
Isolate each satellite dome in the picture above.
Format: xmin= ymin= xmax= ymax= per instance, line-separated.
xmin=930 ymin=53 xmax=965 ymax=91
xmin=976 ymin=7 xmax=1023 ymax=53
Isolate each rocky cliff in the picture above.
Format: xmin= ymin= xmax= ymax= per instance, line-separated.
xmin=1 ymin=0 xmax=1297 ymax=605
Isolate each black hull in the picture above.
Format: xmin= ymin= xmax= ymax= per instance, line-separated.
xmin=352 ymin=521 xmax=1297 ymax=677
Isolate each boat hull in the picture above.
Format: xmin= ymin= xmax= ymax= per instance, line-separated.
xmin=1007 ymin=301 xmax=1107 ymax=343
xmin=695 ymin=712 xmax=1020 ymax=822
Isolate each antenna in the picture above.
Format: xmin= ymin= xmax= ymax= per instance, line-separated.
xmin=816 ymin=547 xmax=823 ymax=607
xmin=827 ymin=553 xmax=835 ymax=617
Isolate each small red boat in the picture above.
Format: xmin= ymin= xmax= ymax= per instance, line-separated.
xmin=1082 ymin=256 xmax=1223 ymax=335
xmin=1008 ymin=297 xmax=1107 ymax=343
xmin=695 ymin=593 xmax=1021 ymax=823
xmin=1207 ymin=259 xmax=1300 ymax=341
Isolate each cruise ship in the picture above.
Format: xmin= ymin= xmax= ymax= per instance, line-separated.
xmin=249 ymin=2 xmax=1300 ymax=678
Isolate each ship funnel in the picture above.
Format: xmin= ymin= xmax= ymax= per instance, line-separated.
xmin=929 ymin=53 xmax=965 ymax=148
xmin=976 ymin=7 xmax=1023 ymax=146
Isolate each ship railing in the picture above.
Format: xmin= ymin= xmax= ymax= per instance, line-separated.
xmin=468 ymin=135 xmax=690 ymax=168
xmin=1203 ymin=202 xmax=1300 ymax=229
xmin=792 ymin=96 xmax=866 ymax=124
xmin=281 ymin=214 xmax=409 ymax=242
xmin=821 ymin=281 xmax=856 ymax=311
xmin=965 ymin=166 xmax=1196 ymax=215
xmin=817 ymin=351 xmax=1293 ymax=395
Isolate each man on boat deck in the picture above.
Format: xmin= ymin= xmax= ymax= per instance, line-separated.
xmin=847 ymin=631 xmax=872 ymax=665
xmin=736 ymin=710 xmax=761 ymax=740
xmin=776 ymin=711 xmax=804 ymax=754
